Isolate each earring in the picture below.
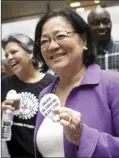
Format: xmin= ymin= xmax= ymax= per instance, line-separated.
xmin=84 ymin=46 xmax=88 ymax=50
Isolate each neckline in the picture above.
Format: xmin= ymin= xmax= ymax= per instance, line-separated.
xmin=53 ymin=71 xmax=86 ymax=94
xmin=15 ymin=73 xmax=47 ymax=85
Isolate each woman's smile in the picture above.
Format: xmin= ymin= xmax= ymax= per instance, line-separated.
xmin=10 ymin=60 xmax=19 ymax=69
xmin=51 ymin=52 xmax=66 ymax=60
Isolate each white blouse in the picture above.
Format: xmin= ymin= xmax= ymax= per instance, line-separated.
xmin=36 ymin=117 xmax=64 ymax=157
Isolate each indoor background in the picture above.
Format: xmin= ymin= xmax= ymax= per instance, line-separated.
xmin=2 ymin=0 xmax=119 ymax=59
xmin=1 ymin=0 xmax=119 ymax=157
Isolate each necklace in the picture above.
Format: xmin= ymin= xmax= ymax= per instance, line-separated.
xmin=53 ymin=78 xmax=59 ymax=94
xmin=53 ymin=71 xmax=86 ymax=94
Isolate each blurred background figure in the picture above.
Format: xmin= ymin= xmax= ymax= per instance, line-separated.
xmin=1 ymin=59 xmax=13 ymax=77
xmin=87 ymin=7 xmax=119 ymax=71
xmin=1 ymin=33 xmax=55 ymax=158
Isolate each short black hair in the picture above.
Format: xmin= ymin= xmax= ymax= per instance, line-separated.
xmin=87 ymin=7 xmax=111 ymax=25
xmin=2 ymin=33 xmax=39 ymax=69
xmin=33 ymin=8 xmax=97 ymax=72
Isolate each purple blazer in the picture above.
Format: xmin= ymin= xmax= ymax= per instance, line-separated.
xmin=34 ymin=64 xmax=119 ymax=157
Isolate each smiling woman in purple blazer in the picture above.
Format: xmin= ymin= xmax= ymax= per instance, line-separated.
xmin=33 ymin=8 xmax=119 ymax=158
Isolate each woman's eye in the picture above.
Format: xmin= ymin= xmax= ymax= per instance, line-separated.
xmin=5 ymin=54 xmax=8 ymax=58
xmin=41 ymin=40 xmax=49 ymax=45
xmin=56 ymin=34 xmax=66 ymax=40
xmin=12 ymin=51 xmax=17 ymax=54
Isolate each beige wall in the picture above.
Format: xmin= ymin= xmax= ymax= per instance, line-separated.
xmin=2 ymin=6 xmax=119 ymax=59
xmin=2 ymin=18 xmax=40 ymax=59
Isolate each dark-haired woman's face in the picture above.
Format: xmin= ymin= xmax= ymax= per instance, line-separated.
xmin=4 ymin=42 xmax=33 ymax=76
xmin=40 ymin=16 xmax=86 ymax=73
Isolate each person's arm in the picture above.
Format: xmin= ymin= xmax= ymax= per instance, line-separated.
xmin=76 ymin=78 xmax=119 ymax=157
xmin=76 ymin=123 xmax=119 ymax=157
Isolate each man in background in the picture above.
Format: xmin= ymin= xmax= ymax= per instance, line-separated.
xmin=87 ymin=7 xmax=119 ymax=71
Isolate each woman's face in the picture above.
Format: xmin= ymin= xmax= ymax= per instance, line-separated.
xmin=4 ymin=42 xmax=33 ymax=76
xmin=40 ymin=16 xmax=86 ymax=73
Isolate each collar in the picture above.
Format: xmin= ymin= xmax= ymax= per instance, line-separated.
xmin=104 ymin=37 xmax=113 ymax=51
xmin=40 ymin=64 xmax=100 ymax=97
xmin=98 ymin=38 xmax=113 ymax=54
xmin=80 ymin=64 xmax=100 ymax=86
xmin=39 ymin=77 xmax=58 ymax=97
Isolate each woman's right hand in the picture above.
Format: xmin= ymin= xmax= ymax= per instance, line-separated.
xmin=1 ymin=100 xmax=15 ymax=112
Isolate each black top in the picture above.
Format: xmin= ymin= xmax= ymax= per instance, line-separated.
xmin=1 ymin=73 xmax=55 ymax=158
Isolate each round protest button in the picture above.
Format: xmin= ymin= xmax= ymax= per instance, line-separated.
xmin=39 ymin=93 xmax=60 ymax=122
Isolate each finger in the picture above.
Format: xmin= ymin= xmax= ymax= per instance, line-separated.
xmin=2 ymin=105 xmax=14 ymax=111
xmin=60 ymin=119 xmax=70 ymax=127
xmin=2 ymin=100 xmax=14 ymax=109
xmin=59 ymin=112 xmax=71 ymax=122
xmin=2 ymin=100 xmax=14 ymax=105
xmin=52 ymin=107 xmax=73 ymax=116
xmin=52 ymin=107 xmax=61 ymax=114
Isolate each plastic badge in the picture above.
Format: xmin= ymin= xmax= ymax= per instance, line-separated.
xmin=39 ymin=93 xmax=60 ymax=122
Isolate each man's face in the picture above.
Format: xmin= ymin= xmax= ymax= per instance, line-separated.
xmin=88 ymin=9 xmax=112 ymax=42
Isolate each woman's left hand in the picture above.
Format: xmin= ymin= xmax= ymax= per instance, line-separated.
xmin=52 ymin=107 xmax=82 ymax=146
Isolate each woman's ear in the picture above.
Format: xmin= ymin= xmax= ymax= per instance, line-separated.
xmin=81 ymin=33 xmax=87 ymax=45
xmin=81 ymin=33 xmax=88 ymax=51
xmin=29 ymin=53 xmax=33 ymax=59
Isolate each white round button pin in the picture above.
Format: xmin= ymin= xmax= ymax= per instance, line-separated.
xmin=39 ymin=93 xmax=60 ymax=122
